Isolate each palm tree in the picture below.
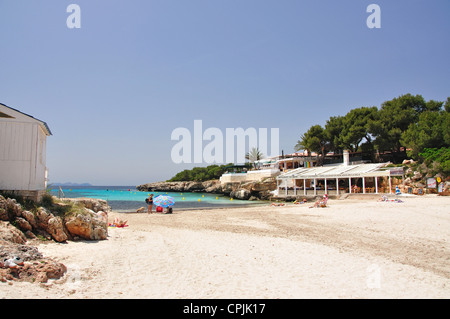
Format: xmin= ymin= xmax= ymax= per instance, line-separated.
xmin=295 ymin=135 xmax=310 ymax=156
xmin=245 ymin=147 xmax=264 ymax=169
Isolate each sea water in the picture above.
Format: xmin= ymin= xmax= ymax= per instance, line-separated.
xmin=50 ymin=186 xmax=258 ymax=212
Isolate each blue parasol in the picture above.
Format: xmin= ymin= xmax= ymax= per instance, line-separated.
xmin=153 ymin=195 xmax=175 ymax=208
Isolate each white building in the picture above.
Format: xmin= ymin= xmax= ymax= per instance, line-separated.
xmin=0 ymin=103 xmax=52 ymax=201
xmin=276 ymin=152 xmax=405 ymax=197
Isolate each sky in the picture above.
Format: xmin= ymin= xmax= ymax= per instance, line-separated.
xmin=0 ymin=0 xmax=449 ymax=186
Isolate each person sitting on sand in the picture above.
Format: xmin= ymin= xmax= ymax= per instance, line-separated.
xmin=165 ymin=207 xmax=173 ymax=214
xmin=320 ymin=194 xmax=328 ymax=207
xmin=309 ymin=195 xmax=328 ymax=208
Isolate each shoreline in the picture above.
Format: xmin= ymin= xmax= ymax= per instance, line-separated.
xmin=108 ymin=192 xmax=424 ymax=214
xmin=2 ymin=194 xmax=449 ymax=299
xmin=113 ymin=201 xmax=270 ymax=214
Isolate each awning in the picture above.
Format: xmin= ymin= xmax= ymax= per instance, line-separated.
xmin=277 ymin=163 xmax=403 ymax=180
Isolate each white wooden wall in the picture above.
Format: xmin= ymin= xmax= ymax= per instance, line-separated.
xmin=0 ymin=120 xmax=47 ymax=191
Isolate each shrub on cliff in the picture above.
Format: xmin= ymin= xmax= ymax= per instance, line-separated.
xmin=419 ymin=147 xmax=450 ymax=176
xmin=167 ymin=164 xmax=230 ymax=182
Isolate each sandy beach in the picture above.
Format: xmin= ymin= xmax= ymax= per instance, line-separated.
xmin=2 ymin=195 xmax=449 ymax=299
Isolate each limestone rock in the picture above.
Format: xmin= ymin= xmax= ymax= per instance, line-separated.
xmin=1 ymin=258 xmax=66 ymax=283
xmin=203 ymin=180 xmax=222 ymax=193
xmin=402 ymin=159 xmax=415 ymax=165
xmin=0 ymin=197 xmax=22 ymax=221
xmin=65 ymin=209 xmax=107 ymax=240
xmin=0 ymin=207 xmax=6 ymax=221
xmin=231 ymin=189 xmax=251 ymax=200
xmin=136 ymin=178 xmax=278 ymax=201
xmin=0 ymin=221 xmax=27 ymax=244
xmin=61 ymin=198 xmax=111 ymax=213
xmin=20 ymin=210 xmax=37 ymax=229
xmin=0 ymin=197 xmax=7 ymax=221
xmin=0 ymin=242 xmax=43 ymax=262
xmin=47 ymin=216 xmax=68 ymax=242
xmin=96 ymin=211 xmax=108 ymax=222
xmin=14 ymin=217 xmax=32 ymax=232
xmin=251 ymin=178 xmax=277 ymax=192
xmin=412 ymin=171 xmax=423 ymax=181
xmin=221 ymin=182 xmax=240 ymax=196
xmin=35 ymin=207 xmax=52 ymax=230
xmin=6 ymin=198 xmax=22 ymax=218
xmin=184 ymin=181 xmax=205 ymax=192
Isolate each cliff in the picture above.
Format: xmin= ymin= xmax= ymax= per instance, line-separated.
xmin=137 ymin=178 xmax=278 ymax=200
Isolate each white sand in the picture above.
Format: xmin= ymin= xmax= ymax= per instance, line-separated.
xmin=1 ymin=195 xmax=449 ymax=299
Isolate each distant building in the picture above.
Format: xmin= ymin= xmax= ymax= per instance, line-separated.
xmin=276 ymin=151 xmax=405 ymax=197
xmin=0 ymin=103 xmax=52 ymax=201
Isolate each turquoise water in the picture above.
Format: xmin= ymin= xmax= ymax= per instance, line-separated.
xmin=50 ymin=186 xmax=256 ymax=212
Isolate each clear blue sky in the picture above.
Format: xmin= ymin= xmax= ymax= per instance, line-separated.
xmin=1 ymin=0 xmax=449 ymax=185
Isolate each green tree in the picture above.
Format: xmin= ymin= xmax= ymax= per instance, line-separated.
xmin=167 ymin=164 xmax=229 ymax=182
xmin=401 ymin=111 xmax=446 ymax=158
xmin=419 ymin=147 xmax=450 ymax=176
xmin=295 ymin=136 xmax=310 ymax=155
xmin=324 ymin=116 xmax=344 ymax=153
xmin=425 ymin=100 xmax=444 ymax=112
xmin=245 ymin=147 xmax=264 ymax=164
xmin=370 ymin=94 xmax=426 ymax=152
xmin=245 ymin=147 xmax=264 ymax=169
xmin=444 ymin=97 xmax=450 ymax=113
xmin=340 ymin=106 xmax=378 ymax=152
xmin=295 ymin=125 xmax=328 ymax=161
xmin=443 ymin=111 xmax=450 ymax=146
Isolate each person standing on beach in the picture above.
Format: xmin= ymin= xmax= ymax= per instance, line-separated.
xmin=146 ymin=194 xmax=154 ymax=214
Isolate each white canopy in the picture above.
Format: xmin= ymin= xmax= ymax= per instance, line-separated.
xmin=277 ymin=163 xmax=403 ymax=180
xmin=276 ymin=163 xmax=404 ymax=196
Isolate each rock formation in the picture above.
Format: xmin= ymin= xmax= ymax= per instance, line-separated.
xmin=0 ymin=195 xmax=112 ymax=283
xmin=137 ymin=178 xmax=278 ymax=201
xmin=65 ymin=210 xmax=108 ymax=240
xmin=0 ymin=195 xmax=109 ymax=242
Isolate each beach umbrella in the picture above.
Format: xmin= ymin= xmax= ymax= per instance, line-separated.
xmin=153 ymin=195 xmax=175 ymax=208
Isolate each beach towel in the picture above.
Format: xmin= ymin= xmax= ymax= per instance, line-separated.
xmin=108 ymin=223 xmax=129 ymax=228
xmin=378 ymin=195 xmax=403 ymax=203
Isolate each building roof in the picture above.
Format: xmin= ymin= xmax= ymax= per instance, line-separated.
xmin=0 ymin=103 xmax=52 ymax=136
xmin=277 ymin=163 xmax=403 ymax=180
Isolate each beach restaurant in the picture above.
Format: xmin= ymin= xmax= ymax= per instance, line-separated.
xmin=276 ymin=162 xmax=404 ymax=197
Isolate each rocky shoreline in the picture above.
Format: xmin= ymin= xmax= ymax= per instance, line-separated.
xmin=0 ymin=195 xmax=111 ymax=283
xmin=137 ymin=178 xmax=278 ymax=201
